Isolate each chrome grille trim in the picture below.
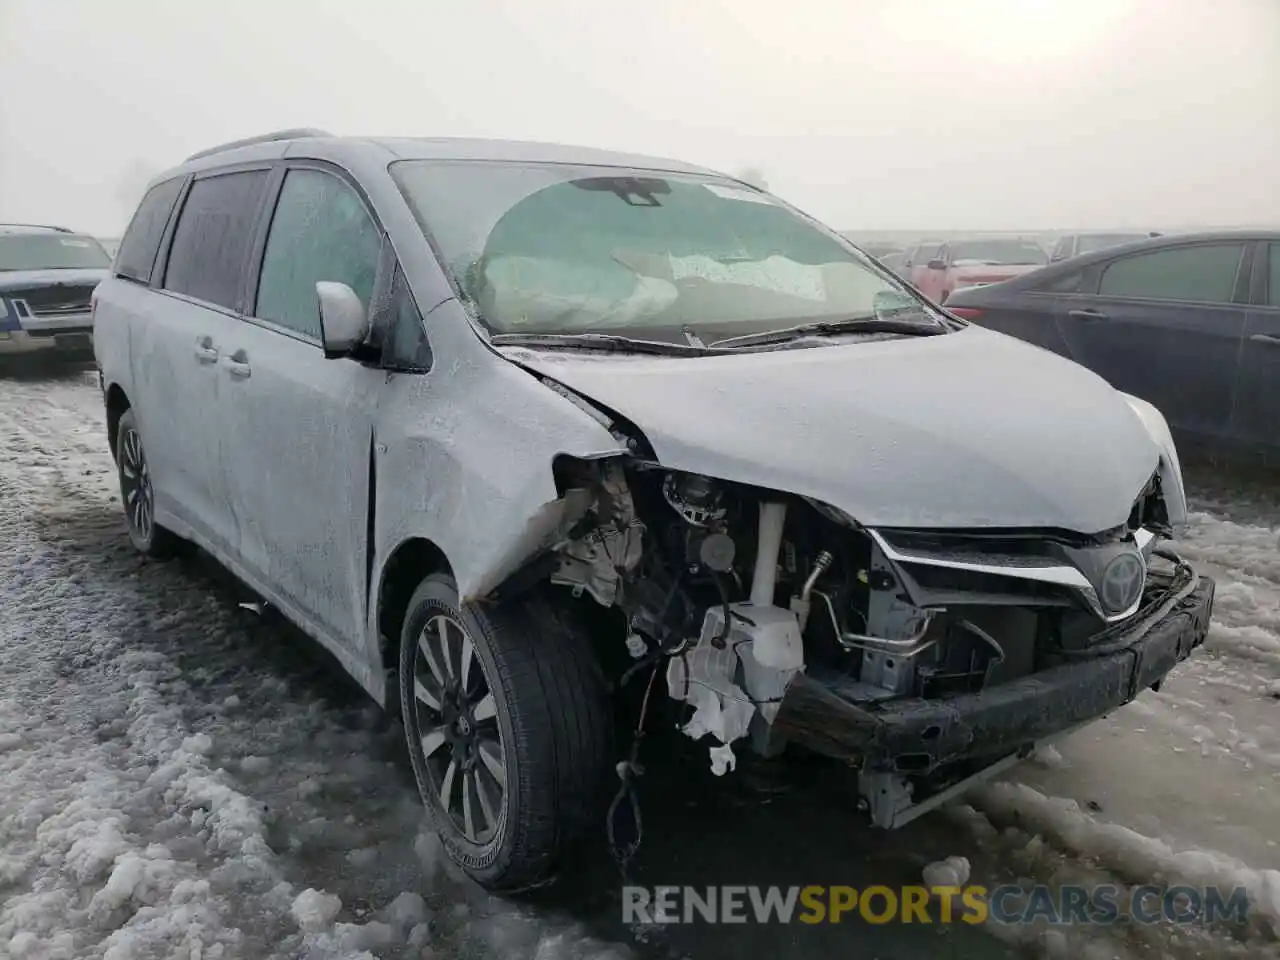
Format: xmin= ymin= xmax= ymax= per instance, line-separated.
xmin=867 ymin=527 xmax=1156 ymax=623
xmin=27 ymin=300 xmax=92 ymax=318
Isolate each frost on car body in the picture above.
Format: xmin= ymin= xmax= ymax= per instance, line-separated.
xmin=93 ymin=131 xmax=1214 ymax=891
xmin=369 ymin=355 xmax=626 ymax=608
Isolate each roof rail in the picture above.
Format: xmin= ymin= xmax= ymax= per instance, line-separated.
xmin=184 ymin=127 xmax=334 ymax=163
xmin=0 ymin=222 xmax=73 ymax=233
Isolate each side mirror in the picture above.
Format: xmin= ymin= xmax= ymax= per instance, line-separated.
xmin=316 ymin=281 xmax=369 ymax=358
xmin=927 ymin=258 xmax=947 ymax=271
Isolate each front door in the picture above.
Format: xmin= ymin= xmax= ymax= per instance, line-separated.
xmin=1055 ymin=240 xmax=1250 ymax=445
xmin=220 ymin=164 xmax=385 ymax=652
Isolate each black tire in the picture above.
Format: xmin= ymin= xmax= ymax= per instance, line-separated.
xmin=398 ymin=573 xmax=612 ymax=892
xmin=115 ymin=408 xmax=182 ymax=558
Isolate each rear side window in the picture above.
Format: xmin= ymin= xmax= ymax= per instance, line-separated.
xmin=254 ymin=168 xmax=380 ymax=339
xmin=1268 ymin=244 xmax=1280 ymax=308
xmin=1098 ymin=243 xmax=1244 ymax=304
xmin=115 ymin=177 xmax=184 ymax=283
xmin=163 ymin=170 xmax=269 ymax=310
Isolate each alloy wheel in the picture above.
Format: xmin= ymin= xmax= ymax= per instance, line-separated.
xmin=119 ymin=427 xmax=154 ymax=543
xmin=413 ymin=613 xmax=506 ymax=844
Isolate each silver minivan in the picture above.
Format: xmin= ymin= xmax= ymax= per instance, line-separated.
xmin=94 ymin=129 xmax=1214 ymax=892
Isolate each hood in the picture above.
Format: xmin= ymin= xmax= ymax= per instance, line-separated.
xmin=499 ymin=326 xmax=1161 ymax=534
xmin=950 ymin=263 xmax=1042 ymax=283
xmin=0 ymin=268 xmax=108 ymax=294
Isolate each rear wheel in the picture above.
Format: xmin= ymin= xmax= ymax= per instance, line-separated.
xmin=115 ymin=409 xmax=182 ymax=558
xmin=398 ymin=573 xmax=612 ymax=892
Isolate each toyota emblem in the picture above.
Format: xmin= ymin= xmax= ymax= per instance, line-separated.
xmin=1100 ymin=551 xmax=1146 ymax=613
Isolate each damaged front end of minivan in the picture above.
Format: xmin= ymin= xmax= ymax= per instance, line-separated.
xmin=495 ymin=430 xmax=1213 ymax=829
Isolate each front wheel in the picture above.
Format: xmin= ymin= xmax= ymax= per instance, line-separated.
xmin=115 ymin=408 xmax=182 ymax=558
xmin=398 ymin=573 xmax=612 ymax=892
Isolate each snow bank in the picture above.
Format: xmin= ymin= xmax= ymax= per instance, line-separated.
xmin=1177 ymin=513 xmax=1280 ymax=668
xmin=968 ymin=781 xmax=1280 ymax=932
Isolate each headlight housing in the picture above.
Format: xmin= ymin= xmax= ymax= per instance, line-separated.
xmin=1120 ymin=392 xmax=1187 ymax=536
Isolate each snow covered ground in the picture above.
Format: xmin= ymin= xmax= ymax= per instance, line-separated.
xmin=1 ymin=367 xmax=1278 ymax=959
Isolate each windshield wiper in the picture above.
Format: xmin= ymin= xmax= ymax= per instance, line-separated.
xmin=489 ymin=331 xmax=732 ymax=356
xmin=710 ymin=314 xmax=944 ymax=349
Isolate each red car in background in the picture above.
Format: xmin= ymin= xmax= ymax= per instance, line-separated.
xmin=914 ymin=237 xmax=1048 ymax=304
xmin=901 ymin=240 xmax=943 ymax=286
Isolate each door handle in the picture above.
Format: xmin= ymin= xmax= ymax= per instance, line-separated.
xmin=194 ymin=336 xmax=218 ymax=364
xmin=1069 ymin=309 xmax=1108 ymax=322
xmin=223 ymin=350 xmax=251 ymax=379
xmin=1249 ymin=333 xmax=1280 ymax=347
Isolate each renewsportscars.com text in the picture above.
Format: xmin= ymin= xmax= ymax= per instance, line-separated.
xmin=623 ymin=884 xmax=1250 ymax=926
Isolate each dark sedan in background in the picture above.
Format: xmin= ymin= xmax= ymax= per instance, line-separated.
xmin=945 ymin=231 xmax=1280 ymax=462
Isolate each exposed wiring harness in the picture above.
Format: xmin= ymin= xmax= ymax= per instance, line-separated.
xmin=605 ymin=663 xmax=659 ymax=883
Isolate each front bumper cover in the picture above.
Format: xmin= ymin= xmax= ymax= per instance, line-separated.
xmin=0 ymin=328 xmax=94 ymax=357
xmin=773 ymin=572 xmax=1215 ymax=775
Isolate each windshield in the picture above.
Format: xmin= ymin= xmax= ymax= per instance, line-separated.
xmin=392 ymin=160 xmax=935 ymax=340
xmin=949 ymin=239 xmax=1047 ymax=267
xmin=1076 ymin=233 xmax=1148 ymax=254
xmin=0 ymin=233 xmax=111 ymax=271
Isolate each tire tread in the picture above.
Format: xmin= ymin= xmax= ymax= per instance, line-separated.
xmin=402 ymin=575 xmax=611 ymax=892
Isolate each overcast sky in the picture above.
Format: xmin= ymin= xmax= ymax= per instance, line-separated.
xmin=1 ymin=0 xmax=1276 ymax=236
